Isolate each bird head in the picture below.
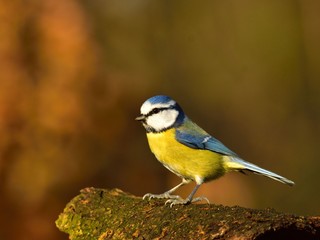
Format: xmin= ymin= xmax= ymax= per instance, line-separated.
xmin=136 ymin=95 xmax=185 ymax=133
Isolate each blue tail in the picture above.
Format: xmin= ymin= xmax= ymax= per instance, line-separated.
xmin=226 ymin=157 xmax=295 ymax=186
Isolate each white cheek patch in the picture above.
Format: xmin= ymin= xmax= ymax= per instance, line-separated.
xmin=146 ymin=109 xmax=179 ymax=132
xmin=140 ymin=100 xmax=176 ymax=115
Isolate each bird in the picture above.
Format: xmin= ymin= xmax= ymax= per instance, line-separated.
xmin=136 ymin=95 xmax=294 ymax=207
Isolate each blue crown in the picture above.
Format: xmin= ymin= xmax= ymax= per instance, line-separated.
xmin=146 ymin=95 xmax=174 ymax=104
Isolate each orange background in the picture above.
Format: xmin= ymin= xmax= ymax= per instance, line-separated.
xmin=0 ymin=1 xmax=319 ymax=239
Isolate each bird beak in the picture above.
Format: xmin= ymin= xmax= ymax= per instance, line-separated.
xmin=135 ymin=115 xmax=145 ymax=121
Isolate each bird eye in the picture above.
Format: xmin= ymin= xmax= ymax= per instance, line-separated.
xmin=152 ymin=108 xmax=160 ymax=114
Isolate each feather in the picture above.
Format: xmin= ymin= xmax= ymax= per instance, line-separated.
xmin=226 ymin=157 xmax=295 ymax=186
xmin=175 ymin=118 xmax=238 ymax=156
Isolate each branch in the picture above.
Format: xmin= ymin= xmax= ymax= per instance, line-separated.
xmin=56 ymin=187 xmax=320 ymax=239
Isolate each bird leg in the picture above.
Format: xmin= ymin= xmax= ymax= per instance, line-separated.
xmin=165 ymin=183 xmax=210 ymax=207
xmin=143 ymin=178 xmax=190 ymax=200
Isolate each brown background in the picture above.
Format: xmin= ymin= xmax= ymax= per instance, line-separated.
xmin=0 ymin=1 xmax=319 ymax=239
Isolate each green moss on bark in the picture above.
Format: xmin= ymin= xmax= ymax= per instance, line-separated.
xmin=56 ymin=188 xmax=320 ymax=239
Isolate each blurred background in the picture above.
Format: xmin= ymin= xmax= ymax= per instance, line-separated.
xmin=0 ymin=0 xmax=319 ymax=239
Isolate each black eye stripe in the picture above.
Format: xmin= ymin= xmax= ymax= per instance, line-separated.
xmin=145 ymin=106 xmax=175 ymax=118
xmin=151 ymin=108 xmax=160 ymax=114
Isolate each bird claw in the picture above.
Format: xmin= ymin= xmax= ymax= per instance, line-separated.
xmin=192 ymin=196 xmax=210 ymax=204
xmin=143 ymin=192 xmax=182 ymax=200
xmin=165 ymin=198 xmax=191 ymax=207
xmin=165 ymin=196 xmax=210 ymax=208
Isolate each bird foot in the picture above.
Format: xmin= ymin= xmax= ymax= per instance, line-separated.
xmin=165 ymin=196 xmax=210 ymax=208
xmin=143 ymin=192 xmax=182 ymax=200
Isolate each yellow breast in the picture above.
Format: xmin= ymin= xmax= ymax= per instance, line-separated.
xmin=146 ymin=129 xmax=226 ymax=182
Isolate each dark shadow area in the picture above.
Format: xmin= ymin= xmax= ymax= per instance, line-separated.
xmin=256 ymin=226 xmax=319 ymax=240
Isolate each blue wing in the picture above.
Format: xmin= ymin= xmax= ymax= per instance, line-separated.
xmin=175 ymin=119 xmax=238 ymax=156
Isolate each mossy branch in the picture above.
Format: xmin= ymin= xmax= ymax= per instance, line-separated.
xmin=56 ymin=187 xmax=320 ymax=240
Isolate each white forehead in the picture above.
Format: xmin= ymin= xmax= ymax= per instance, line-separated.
xmin=140 ymin=100 xmax=176 ymax=115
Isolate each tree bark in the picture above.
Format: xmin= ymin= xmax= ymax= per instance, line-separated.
xmin=56 ymin=187 xmax=320 ymax=240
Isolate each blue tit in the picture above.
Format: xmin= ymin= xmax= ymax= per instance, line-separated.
xmin=136 ymin=95 xmax=294 ymax=207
